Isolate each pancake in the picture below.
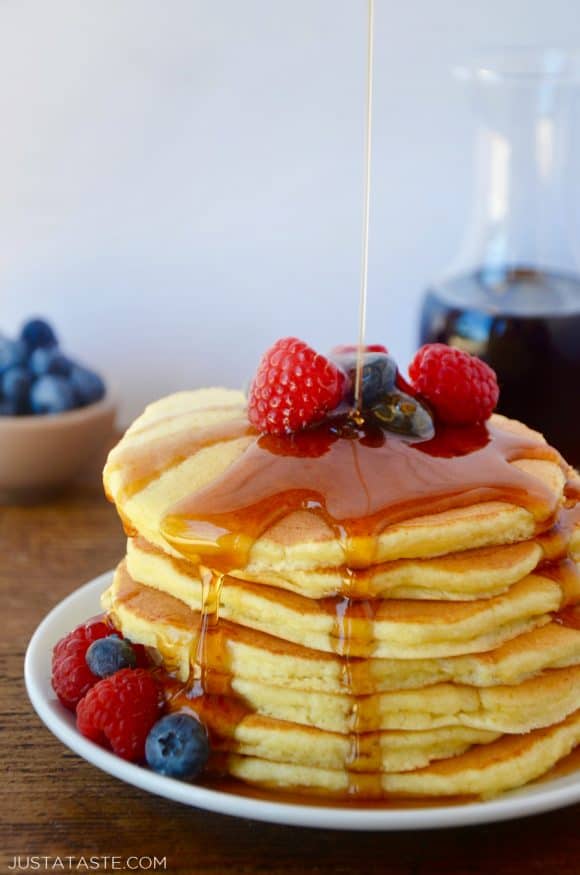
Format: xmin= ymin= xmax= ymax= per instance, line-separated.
xmin=236 ymin=540 xmax=546 ymax=601
xmin=211 ymin=720 xmax=499 ymax=774
xmin=227 ymin=666 xmax=580 ymax=734
xmin=131 ymin=534 xmax=546 ymax=601
xmin=184 ymin=703 xmax=500 ymax=774
xmin=104 ymin=563 xmax=580 ymax=694
xmin=160 ymin=672 xmax=499 ymax=773
xmin=104 ymin=391 xmax=568 ymax=588
xmin=224 ymin=710 xmax=580 ymax=799
xmin=122 ymin=542 xmax=578 ymax=659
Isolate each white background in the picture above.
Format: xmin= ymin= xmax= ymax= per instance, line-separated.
xmin=0 ymin=0 xmax=579 ymax=423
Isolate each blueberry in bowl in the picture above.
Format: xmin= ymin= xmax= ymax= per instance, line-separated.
xmin=0 ymin=318 xmax=107 ymax=415
xmin=0 ymin=317 xmax=116 ymax=500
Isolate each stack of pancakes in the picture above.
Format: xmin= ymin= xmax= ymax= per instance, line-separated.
xmin=102 ymin=388 xmax=580 ymax=799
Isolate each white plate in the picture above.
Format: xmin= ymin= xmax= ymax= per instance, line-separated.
xmin=25 ymin=572 xmax=580 ymax=831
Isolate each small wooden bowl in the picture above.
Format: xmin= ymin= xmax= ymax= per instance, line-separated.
xmin=0 ymin=394 xmax=116 ymax=501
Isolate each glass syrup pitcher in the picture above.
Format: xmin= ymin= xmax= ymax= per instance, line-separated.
xmin=419 ymin=49 xmax=580 ymax=465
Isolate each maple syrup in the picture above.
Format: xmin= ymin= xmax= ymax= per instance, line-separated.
xmin=189 ymin=569 xmax=226 ymax=699
xmin=154 ymin=413 xmax=574 ymax=798
xmin=161 ymin=417 xmax=562 ymax=574
xmin=113 ymin=415 xmax=252 ymax=501
xmin=196 ymin=774 xmax=475 ymax=808
xmin=421 ymin=268 xmax=580 ymax=466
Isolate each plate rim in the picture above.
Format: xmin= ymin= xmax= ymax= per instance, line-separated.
xmin=24 ymin=572 xmax=580 ymax=831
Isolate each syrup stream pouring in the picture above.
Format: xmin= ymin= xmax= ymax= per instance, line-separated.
xmin=353 ymin=0 xmax=375 ymax=416
xmin=186 ymin=0 xmax=378 ymax=711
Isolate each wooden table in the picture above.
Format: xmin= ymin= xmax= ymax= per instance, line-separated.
xmin=3 ymin=463 xmax=580 ymax=875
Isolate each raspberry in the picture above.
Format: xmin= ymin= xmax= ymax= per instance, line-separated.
xmin=77 ymin=668 xmax=164 ymax=762
xmin=408 ymin=344 xmax=499 ymax=426
xmin=248 ymin=337 xmax=346 ymax=435
xmin=394 ymin=371 xmax=415 ymax=395
xmin=51 ymin=619 xmax=111 ymax=711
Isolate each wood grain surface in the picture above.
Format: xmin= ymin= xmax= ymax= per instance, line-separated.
xmin=2 ymin=454 xmax=580 ymax=875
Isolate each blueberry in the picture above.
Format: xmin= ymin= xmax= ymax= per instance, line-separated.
xmin=358 ymin=354 xmax=398 ymax=407
xmin=29 ymin=346 xmax=72 ymax=377
xmin=332 ymin=351 xmax=398 ymax=407
xmin=85 ymin=635 xmax=136 ymax=677
xmin=145 ymin=713 xmax=210 ymax=779
xmin=69 ymin=365 xmax=106 ymax=406
xmin=0 ymin=336 xmax=27 ymax=373
xmin=0 ymin=399 xmax=19 ymax=416
xmin=20 ymin=318 xmax=57 ymax=352
xmin=2 ymin=366 xmax=32 ymax=413
xmin=372 ymin=391 xmax=435 ymax=440
xmin=30 ymin=375 xmax=76 ymax=414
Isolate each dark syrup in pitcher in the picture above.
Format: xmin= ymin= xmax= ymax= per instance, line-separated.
xmin=420 ymin=266 xmax=580 ymax=466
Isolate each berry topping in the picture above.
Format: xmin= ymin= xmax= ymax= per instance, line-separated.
xmin=145 ymin=713 xmax=210 ymax=779
xmin=248 ymin=337 xmax=345 ymax=435
xmin=331 ymin=349 xmax=398 ymax=408
xmin=371 ymin=391 xmax=435 ymax=440
xmin=408 ymin=344 xmax=499 ymax=426
xmin=51 ymin=620 xmax=112 ymax=711
xmin=20 ymin=318 xmax=58 ymax=352
xmin=30 ymin=374 xmax=77 ymax=414
xmin=77 ymin=668 xmax=164 ymax=762
xmin=357 ymin=354 xmax=397 ymax=405
xmin=393 ymin=370 xmax=415 ymax=396
xmin=85 ymin=635 xmax=137 ymax=678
